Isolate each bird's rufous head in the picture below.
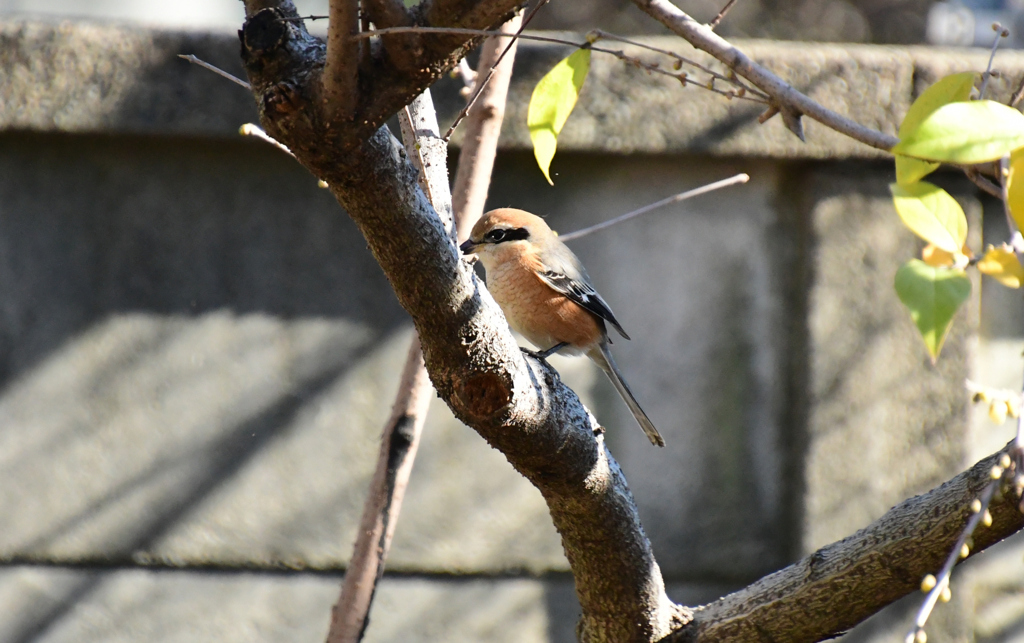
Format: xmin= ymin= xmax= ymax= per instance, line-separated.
xmin=459 ymin=209 xmax=552 ymax=259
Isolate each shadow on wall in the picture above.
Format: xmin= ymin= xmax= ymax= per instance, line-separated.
xmin=0 ymin=131 xmax=412 ymax=639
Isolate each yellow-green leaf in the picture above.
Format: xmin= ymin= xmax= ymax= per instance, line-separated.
xmin=528 ymin=48 xmax=591 ymax=185
xmin=1005 ymin=147 xmax=1024 ymax=232
xmin=894 ymin=73 xmax=976 ymax=185
xmin=901 ymin=72 xmax=977 ymax=136
xmin=892 ymin=101 xmax=1024 ymax=164
xmin=977 ymin=244 xmax=1024 ymax=288
xmin=895 ymin=259 xmax=971 ymax=362
xmin=890 ymin=181 xmax=968 ymax=253
xmin=895 ymin=156 xmax=941 ymax=185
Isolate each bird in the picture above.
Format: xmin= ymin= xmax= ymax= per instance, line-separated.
xmin=460 ymin=208 xmax=664 ymax=447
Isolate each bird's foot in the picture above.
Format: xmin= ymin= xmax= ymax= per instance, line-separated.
xmin=521 ymin=342 xmax=569 ymax=361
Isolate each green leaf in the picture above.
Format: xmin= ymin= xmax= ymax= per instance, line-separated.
xmin=894 ymin=259 xmax=971 ymax=362
xmin=528 ymin=48 xmax=591 ymax=185
xmin=889 ymin=181 xmax=968 ymax=253
xmin=895 ymin=156 xmax=940 ymax=185
xmin=892 ymin=101 xmax=1024 ymax=164
xmin=894 ymin=73 xmax=976 ymax=185
xmin=900 ymin=72 xmax=977 ymax=137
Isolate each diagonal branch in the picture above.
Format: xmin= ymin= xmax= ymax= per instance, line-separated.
xmin=239 ymin=4 xmax=689 ymax=640
xmin=675 ymin=446 xmax=1024 ymax=642
xmin=631 ymin=0 xmax=900 ymax=152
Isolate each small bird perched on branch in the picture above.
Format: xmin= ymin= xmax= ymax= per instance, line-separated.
xmin=460 ymin=208 xmax=664 ymax=447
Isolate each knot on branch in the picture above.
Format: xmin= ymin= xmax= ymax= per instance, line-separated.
xmin=453 ymin=370 xmax=511 ymax=419
xmin=263 ymin=81 xmax=305 ymax=115
xmin=242 ymin=8 xmax=289 ymax=56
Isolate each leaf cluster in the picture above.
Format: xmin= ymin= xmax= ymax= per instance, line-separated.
xmin=891 ymin=72 xmax=1024 ymax=361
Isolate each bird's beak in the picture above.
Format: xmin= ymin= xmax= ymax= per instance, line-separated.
xmin=460 ymin=239 xmax=478 ymax=255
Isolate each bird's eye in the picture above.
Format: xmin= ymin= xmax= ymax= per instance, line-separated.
xmin=486 ymin=229 xmax=507 ymax=243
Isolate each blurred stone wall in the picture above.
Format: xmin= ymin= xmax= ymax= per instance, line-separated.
xmin=0 ymin=17 xmax=1022 ymax=643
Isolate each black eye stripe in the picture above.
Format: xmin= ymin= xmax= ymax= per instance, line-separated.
xmin=485 ymin=227 xmax=530 ymax=243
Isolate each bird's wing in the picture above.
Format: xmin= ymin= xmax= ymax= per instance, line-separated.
xmin=536 ymin=245 xmax=631 ymax=341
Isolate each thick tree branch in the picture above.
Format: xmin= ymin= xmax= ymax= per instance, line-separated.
xmin=328 ymin=89 xmax=451 ymax=643
xmin=239 ymin=4 xmax=686 ymax=640
xmin=325 ymin=0 xmax=359 ymax=120
xmin=630 ymin=0 xmax=900 ymax=152
xmin=243 ymin=0 xmax=522 ymax=155
xmin=673 ymin=447 xmax=1024 ymax=642
xmin=363 ymin=0 xmax=424 ymax=75
xmin=238 ymin=1 xmax=1024 ymax=641
xmin=363 ymin=0 xmax=411 ymax=27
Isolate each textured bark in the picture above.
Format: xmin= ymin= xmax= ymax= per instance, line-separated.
xmin=236 ymin=1 xmax=1024 ymax=641
xmin=676 ymin=447 xmax=1024 ymax=642
xmin=239 ymin=2 xmax=683 ymax=641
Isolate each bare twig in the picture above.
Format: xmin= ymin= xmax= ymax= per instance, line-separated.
xmin=177 ymin=54 xmax=250 ymax=89
xmin=240 ymin=123 xmax=296 ymax=157
xmin=451 ymin=14 xmax=523 ymax=233
xmin=589 ymin=29 xmax=766 ymax=98
xmin=558 ymin=173 xmax=749 ymax=242
xmin=324 ymin=0 xmax=360 ymax=120
xmin=354 ymin=27 xmax=767 ymax=104
xmin=979 ymin=22 xmax=1010 ymax=99
xmin=443 ymin=0 xmax=544 ymax=141
xmin=631 ymin=0 xmax=900 ymax=151
xmin=327 ymin=337 xmax=433 ymax=643
xmin=965 ymin=166 xmax=1003 ymax=199
xmin=240 ymin=124 xmax=330 ymax=187
xmin=679 ymin=447 xmax=1023 ymax=642
xmin=1010 ymin=74 xmax=1024 ymax=107
xmin=327 ymin=22 xmax=523 ymax=639
xmin=327 ymin=90 xmax=452 ymax=643
xmin=708 ymin=0 xmax=738 ymax=30
xmin=905 ymin=475 xmax=1002 ymax=643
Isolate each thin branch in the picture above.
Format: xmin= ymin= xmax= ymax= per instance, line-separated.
xmin=177 ymin=54 xmax=251 ymax=89
xmin=965 ymin=166 xmax=1003 ymax=199
xmin=630 ymin=0 xmax=900 ymax=151
xmin=240 ymin=123 xmax=296 ymax=157
xmin=327 ymin=22 xmax=523 ymax=639
xmin=327 ymin=89 xmax=454 ymax=643
xmin=1010 ymin=73 xmax=1024 ymax=107
xmin=353 ymin=27 xmax=767 ymax=106
xmin=906 ymin=476 xmax=1000 ymax=643
xmin=450 ymin=14 xmax=523 ymax=234
xmin=588 ymin=29 xmax=766 ymax=98
xmin=443 ymin=1 xmax=545 ymax=141
xmin=979 ymin=23 xmax=1009 ymax=99
xmin=558 ymin=173 xmax=749 ymax=242
xmin=327 ymin=337 xmax=433 ymax=643
xmin=707 ymin=0 xmax=738 ymax=30
xmin=240 ymin=124 xmax=330 ymax=187
xmin=324 ymin=0 xmax=360 ymax=120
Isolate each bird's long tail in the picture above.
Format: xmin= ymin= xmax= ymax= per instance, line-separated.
xmin=588 ymin=343 xmax=665 ymax=447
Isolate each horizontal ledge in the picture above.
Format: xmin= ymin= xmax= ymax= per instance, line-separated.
xmin=2 ymin=18 xmax=1023 ymax=159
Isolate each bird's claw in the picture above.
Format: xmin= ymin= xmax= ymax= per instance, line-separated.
xmin=520 ymin=342 xmax=569 ymax=361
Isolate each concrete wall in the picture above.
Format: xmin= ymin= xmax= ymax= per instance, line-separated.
xmin=1 ymin=17 xmax=1022 ymax=643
